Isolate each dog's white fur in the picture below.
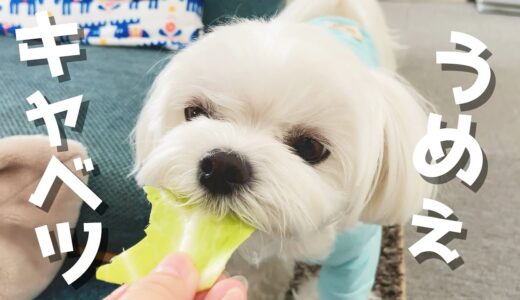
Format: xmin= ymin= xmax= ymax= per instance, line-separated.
xmin=134 ymin=0 xmax=433 ymax=298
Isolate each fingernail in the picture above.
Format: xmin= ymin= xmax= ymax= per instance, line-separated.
xmin=155 ymin=254 xmax=192 ymax=278
xmin=230 ymin=275 xmax=248 ymax=290
xmin=222 ymin=287 xmax=246 ymax=300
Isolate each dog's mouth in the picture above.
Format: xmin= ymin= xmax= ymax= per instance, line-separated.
xmin=181 ymin=188 xmax=287 ymax=236
xmin=140 ymin=137 xmax=326 ymax=237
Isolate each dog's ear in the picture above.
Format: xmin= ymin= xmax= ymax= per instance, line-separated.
xmin=132 ymin=83 xmax=167 ymax=174
xmin=360 ymin=70 xmax=435 ymax=225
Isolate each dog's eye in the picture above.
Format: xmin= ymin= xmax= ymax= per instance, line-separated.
xmin=184 ymin=106 xmax=208 ymax=121
xmin=291 ymin=136 xmax=330 ymax=164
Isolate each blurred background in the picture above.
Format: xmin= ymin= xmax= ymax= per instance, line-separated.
xmin=381 ymin=0 xmax=520 ymax=299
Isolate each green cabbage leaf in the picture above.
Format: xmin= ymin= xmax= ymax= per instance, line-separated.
xmin=96 ymin=186 xmax=255 ymax=290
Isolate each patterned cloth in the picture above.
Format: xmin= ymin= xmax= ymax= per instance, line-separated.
xmin=0 ymin=0 xmax=204 ymax=50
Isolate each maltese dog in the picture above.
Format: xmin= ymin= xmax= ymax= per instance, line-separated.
xmin=133 ymin=0 xmax=433 ymax=299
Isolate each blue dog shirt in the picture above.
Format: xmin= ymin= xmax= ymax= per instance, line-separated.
xmin=313 ymin=224 xmax=382 ymax=300
xmin=307 ymin=16 xmax=382 ymax=300
xmin=308 ymin=16 xmax=380 ymax=68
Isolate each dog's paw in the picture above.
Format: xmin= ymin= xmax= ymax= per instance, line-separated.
xmin=292 ymin=277 xmax=319 ymax=300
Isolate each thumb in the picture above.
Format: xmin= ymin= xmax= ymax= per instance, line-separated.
xmin=117 ymin=253 xmax=200 ymax=300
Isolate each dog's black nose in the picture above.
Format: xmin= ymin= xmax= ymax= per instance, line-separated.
xmin=199 ymin=149 xmax=252 ymax=195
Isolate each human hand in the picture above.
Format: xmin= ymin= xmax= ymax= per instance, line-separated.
xmin=104 ymin=253 xmax=248 ymax=300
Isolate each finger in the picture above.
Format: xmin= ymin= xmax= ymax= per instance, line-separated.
xmin=217 ymin=273 xmax=229 ymax=281
xmin=194 ymin=290 xmax=209 ymax=300
xmin=103 ymin=285 xmax=128 ymax=300
xmin=120 ymin=253 xmax=199 ymax=300
xmin=204 ymin=276 xmax=248 ymax=300
xmin=194 ymin=274 xmax=229 ymax=300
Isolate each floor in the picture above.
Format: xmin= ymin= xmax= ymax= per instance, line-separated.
xmin=381 ymin=1 xmax=520 ymax=299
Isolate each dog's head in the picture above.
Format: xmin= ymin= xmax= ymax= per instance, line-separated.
xmin=133 ymin=19 xmax=432 ymax=239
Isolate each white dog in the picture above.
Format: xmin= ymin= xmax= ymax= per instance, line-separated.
xmin=133 ymin=0 xmax=433 ymax=299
